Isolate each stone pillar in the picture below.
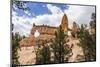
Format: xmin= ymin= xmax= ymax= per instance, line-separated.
xmin=72 ymin=21 xmax=78 ymax=38
xmin=60 ymin=14 xmax=68 ymax=34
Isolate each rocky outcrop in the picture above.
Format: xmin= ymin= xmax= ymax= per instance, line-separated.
xmin=20 ymin=14 xmax=69 ymax=47
xmin=72 ymin=21 xmax=78 ymax=33
xmin=31 ymin=24 xmax=57 ymax=35
xmin=19 ymin=35 xmax=36 ymax=47
xmin=60 ymin=14 xmax=68 ymax=33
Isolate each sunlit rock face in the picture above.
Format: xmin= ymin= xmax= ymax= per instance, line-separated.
xmin=18 ymin=46 xmax=36 ymax=65
xmin=34 ymin=30 xmax=40 ymax=38
xmin=19 ymin=35 xmax=36 ymax=47
xmin=72 ymin=21 xmax=78 ymax=33
xmin=66 ymin=38 xmax=84 ymax=62
xmin=31 ymin=24 xmax=57 ymax=35
xmin=18 ymin=14 xmax=84 ymax=64
xmin=60 ymin=14 xmax=68 ymax=33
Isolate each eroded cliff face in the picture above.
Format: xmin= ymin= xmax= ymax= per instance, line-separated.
xmin=31 ymin=25 xmax=57 ymax=35
xmin=18 ymin=14 xmax=84 ymax=64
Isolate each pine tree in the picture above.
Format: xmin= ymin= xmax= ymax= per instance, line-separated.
xmin=89 ymin=13 xmax=96 ymax=61
xmin=77 ymin=23 xmax=96 ymax=61
xmin=12 ymin=24 xmax=21 ymax=65
xmin=51 ymin=25 xmax=72 ymax=63
xmin=36 ymin=40 xmax=51 ymax=64
xmin=90 ymin=13 xmax=96 ymax=29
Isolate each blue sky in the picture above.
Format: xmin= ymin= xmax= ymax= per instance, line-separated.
xmin=12 ymin=1 xmax=95 ymax=36
xmin=13 ymin=2 xmax=69 ymax=17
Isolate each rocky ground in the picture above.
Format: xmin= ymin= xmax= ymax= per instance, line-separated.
xmin=17 ymin=36 xmax=84 ymax=65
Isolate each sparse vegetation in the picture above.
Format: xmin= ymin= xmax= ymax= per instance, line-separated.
xmin=77 ymin=13 xmax=96 ymax=61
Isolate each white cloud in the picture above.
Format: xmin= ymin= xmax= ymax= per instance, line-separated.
xmin=12 ymin=10 xmax=33 ymax=36
xmin=64 ymin=5 xmax=95 ymax=28
xmin=47 ymin=4 xmax=63 ymax=14
xmin=24 ymin=10 xmax=31 ymax=16
xmin=13 ymin=4 xmax=18 ymax=10
xmin=32 ymin=14 xmax=63 ymax=27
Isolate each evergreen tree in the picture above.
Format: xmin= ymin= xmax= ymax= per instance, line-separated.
xmin=51 ymin=25 xmax=72 ymax=63
xmin=90 ymin=13 xmax=96 ymax=29
xmin=12 ymin=24 xmax=21 ymax=65
xmin=89 ymin=13 xmax=96 ymax=60
xmin=77 ymin=23 xmax=96 ymax=61
xmin=36 ymin=40 xmax=51 ymax=64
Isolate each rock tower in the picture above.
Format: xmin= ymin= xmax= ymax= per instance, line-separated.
xmin=72 ymin=21 xmax=77 ymax=33
xmin=60 ymin=14 xmax=68 ymax=33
